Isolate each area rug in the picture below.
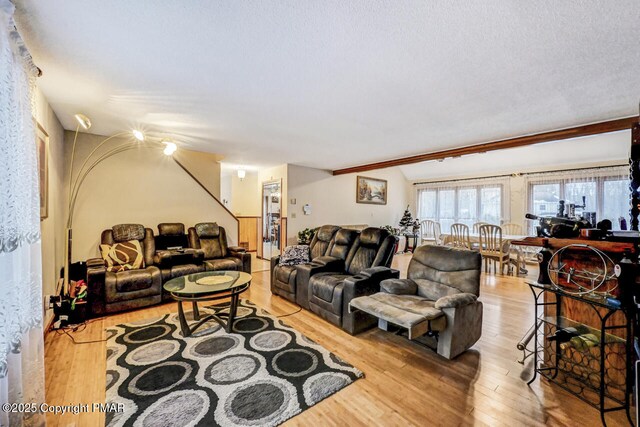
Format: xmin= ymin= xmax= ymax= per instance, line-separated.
xmin=105 ymin=300 xmax=363 ymax=426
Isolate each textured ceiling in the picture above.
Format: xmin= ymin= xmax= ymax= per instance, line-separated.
xmin=14 ymin=1 xmax=640 ymax=170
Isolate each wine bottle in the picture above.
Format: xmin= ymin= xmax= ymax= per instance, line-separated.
xmin=560 ymin=333 xmax=600 ymax=351
xmin=548 ymin=325 xmax=589 ymax=343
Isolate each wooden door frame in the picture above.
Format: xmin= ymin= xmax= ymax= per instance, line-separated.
xmin=258 ymin=179 xmax=284 ymax=260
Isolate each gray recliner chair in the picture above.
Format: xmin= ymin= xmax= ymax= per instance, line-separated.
xmin=349 ymin=245 xmax=482 ymax=359
xmin=270 ymin=225 xmax=340 ymax=303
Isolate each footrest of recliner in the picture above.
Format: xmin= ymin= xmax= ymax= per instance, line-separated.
xmin=349 ymin=293 xmax=436 ymax=339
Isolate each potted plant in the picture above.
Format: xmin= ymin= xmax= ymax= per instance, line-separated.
xmin=297 ymin=227 xmax=316 ymax=245
xmin=381 ymin=225 xmax=400 ymax=236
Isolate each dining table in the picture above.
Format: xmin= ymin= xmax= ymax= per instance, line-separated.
xmin=440 ymin=233 xmax=531 ymax=273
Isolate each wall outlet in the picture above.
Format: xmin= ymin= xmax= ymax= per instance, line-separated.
xmin=45 ymin=295 xmax=56 ymax=311
xmin=291 ymin=213 xmax=296 ymax=218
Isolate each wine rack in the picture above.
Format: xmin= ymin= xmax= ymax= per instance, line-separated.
xmin=527 ymin=281 xmax=634 ymax=426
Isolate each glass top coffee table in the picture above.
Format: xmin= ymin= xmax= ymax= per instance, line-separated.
xmin=163 ymin=270 xmax=252 ymax=336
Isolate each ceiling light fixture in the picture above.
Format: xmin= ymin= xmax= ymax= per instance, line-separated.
xmin=133 ymin=129 xmax=145 ymax=141
xmin=237 ymin=169 xmax=246 ymax=180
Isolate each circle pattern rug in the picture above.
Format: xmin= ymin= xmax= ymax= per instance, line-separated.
xmin=105 ymin=300 xmax=363 ymax=426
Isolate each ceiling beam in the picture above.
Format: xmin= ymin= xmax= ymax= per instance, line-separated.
xmin=332 ymin=116 xmax=640 ymax=175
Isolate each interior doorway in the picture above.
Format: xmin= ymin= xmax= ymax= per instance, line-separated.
xmin=261 ymin=180 xmax=281 ymax=259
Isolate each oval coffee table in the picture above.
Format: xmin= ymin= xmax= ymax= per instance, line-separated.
xmin=163 ymin=270 xmax=252 ymax=336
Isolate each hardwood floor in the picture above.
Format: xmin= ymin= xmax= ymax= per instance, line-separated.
xmin=43 ymin=254 xmax=631 ymax=426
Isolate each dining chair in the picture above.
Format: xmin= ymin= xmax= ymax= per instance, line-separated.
xmin=500 ymin=222 xmax=526 ymax=273
xmin=449 ymin=223 xmax=472 ymax=249
xmin=420 ymin=220 xmax=443 ymax=245
xmin=472 ymin=222 xmax=489 ymax=234
xmin=478 ymin=224 xmax=511 ymax=275
xmin=501 ymin=222 xmax=523 ymax=235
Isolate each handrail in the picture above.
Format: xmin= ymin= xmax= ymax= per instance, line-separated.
xmin=172 ymin=157 xmax=240 ymax=237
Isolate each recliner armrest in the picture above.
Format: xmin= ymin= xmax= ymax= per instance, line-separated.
xmin=86 ymin=257 xmax=105 ymax=269
xmin=309 ymin=256 xmax=345 ymax=272
xmin=228 ymin=245 xmax=246 ymax=253
xmin=228 ymin=249 xmax=251 ymax=273
xmin=153 ymin=250 xmax=174 ymax=267
xmin=434 ymin=293 xmax=478 ymax=309
xmin=358 ymin=266 xmax=399 ymax=279
xmin=270 ymin=255 xmax=280 ymax=272
xmin=380 ymin=278 xmax=418 ymax=295
xmin=341 ymin=267 xmax=400 ymax=335
xmin=86 ymin=259 xmax=107 ymax=317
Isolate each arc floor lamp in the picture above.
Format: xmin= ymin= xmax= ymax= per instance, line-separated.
xmin=62 ymin=114 xmax=178 ymax=295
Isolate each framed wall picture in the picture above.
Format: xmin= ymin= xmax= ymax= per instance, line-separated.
xmin=36 ymin=122 xmax=49 ymax=220
xmin=356 ymin=175 xmax=387 ymax=205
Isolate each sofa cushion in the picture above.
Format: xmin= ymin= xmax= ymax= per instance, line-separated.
xmin=408 ymin=245 xmax=481 ymax=297
xmin=279 ymin=245 xmax=310 ymax=266
xmin=380 ymin=278 xmax=418 ymax=295
xmin=350 ymin=293 xmax=447 ymax=332
xmin=311 ymin=273 xmax=351 ymax=303
xmin=158 ymin=223 xmax=185 ymax=235
xmin=204 ymin=257 xmax=241 ymax=271
xmin=275 ymin=264 xmax=297 ymax=284
xmin=112 ymin=224 xmax=145 ymax=242
xmin=200 ymin=238 xmax=223 ymax=260
xmin=196 ymin=222 xmax=220 ymax=238
xmin=169 ymin=263 xmax=203 ymax=279
xmin=115 ymin=269 xmax=153 ymax=292
xmin=100 ymin=240 xmax=145 ymax=273
xmin=327 ymin=229 xmax=358 ymax=260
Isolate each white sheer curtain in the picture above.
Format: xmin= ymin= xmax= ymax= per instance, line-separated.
xmin=524 ymin=165 xmax=629 ymax=232
xmin=415 ymin=176 xmax=510 ymax=233
xmin=0 ymin=1 xmax=45 ymax=426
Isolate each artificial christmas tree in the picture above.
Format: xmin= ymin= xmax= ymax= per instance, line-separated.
xmin=398 ymin=205 xmax=414 ymax=233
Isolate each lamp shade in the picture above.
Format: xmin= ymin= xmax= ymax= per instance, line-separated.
xmin=163 ymin=142 xmax=177 ymax=156
xmin=237 ymin=169 xmax=246 ymax=179
xmin=74 ymin=114 xmax=91 ymax=130
xmin=133 ymin=130 xmax=145 ymax=141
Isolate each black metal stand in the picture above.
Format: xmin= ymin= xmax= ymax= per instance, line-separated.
xmin=172 ymin=283 xmax=249 ymax=336
xmin=527 ymin=282 xmax=634 ymax=426
xmin=403 ymin=234 xmax=418 ymax=253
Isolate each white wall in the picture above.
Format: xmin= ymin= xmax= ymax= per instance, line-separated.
xmin=287 ymin=165 xmax=410 ymax=245
xmin=66 ymin=132 xmax=238 ymax=262
xmin=231 ymin=171 xmax=261 ymax=216
xmin=35 ymin=89 xmax=66 ymax=319
xmin=173 ymin=148 xmax=222 ymax=199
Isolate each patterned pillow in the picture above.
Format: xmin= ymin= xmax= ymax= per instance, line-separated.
xmin=279 ymin=245 xmax=310 ymax=266
xmin=100 ymin=240 xmax=145 ymax=272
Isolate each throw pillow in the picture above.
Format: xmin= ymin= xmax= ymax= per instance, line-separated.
xmin=279 ymin=245 xmax=310 ymax=266
xmin=100 ymin=240 xmax=145 ymax=273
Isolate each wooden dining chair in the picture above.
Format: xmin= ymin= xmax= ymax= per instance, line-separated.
xmin=500 ymin=222 xmax=526 ymax=273
xmin=501 ymin=222 xmax=523 ymax=235
xmin=478 ymin=224 xmax=511 ymax=275
xmin=449 ymin=223 xmax=472 ymax=249
xmin=472 ymin=222 xmax=489 ymax=234
xmin=420 ymin=220 xmax=442 ymax=245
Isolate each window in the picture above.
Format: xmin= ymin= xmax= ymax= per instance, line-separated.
xmin=531 ymin=183 xmax=560 ymax=217
xmin=417 ymin=182 xmax=505 ymax=233
xmin=527 ymin=168 xmax=628 ymax=232
xmin=602 ymin=179 xmax=628 ymax=225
